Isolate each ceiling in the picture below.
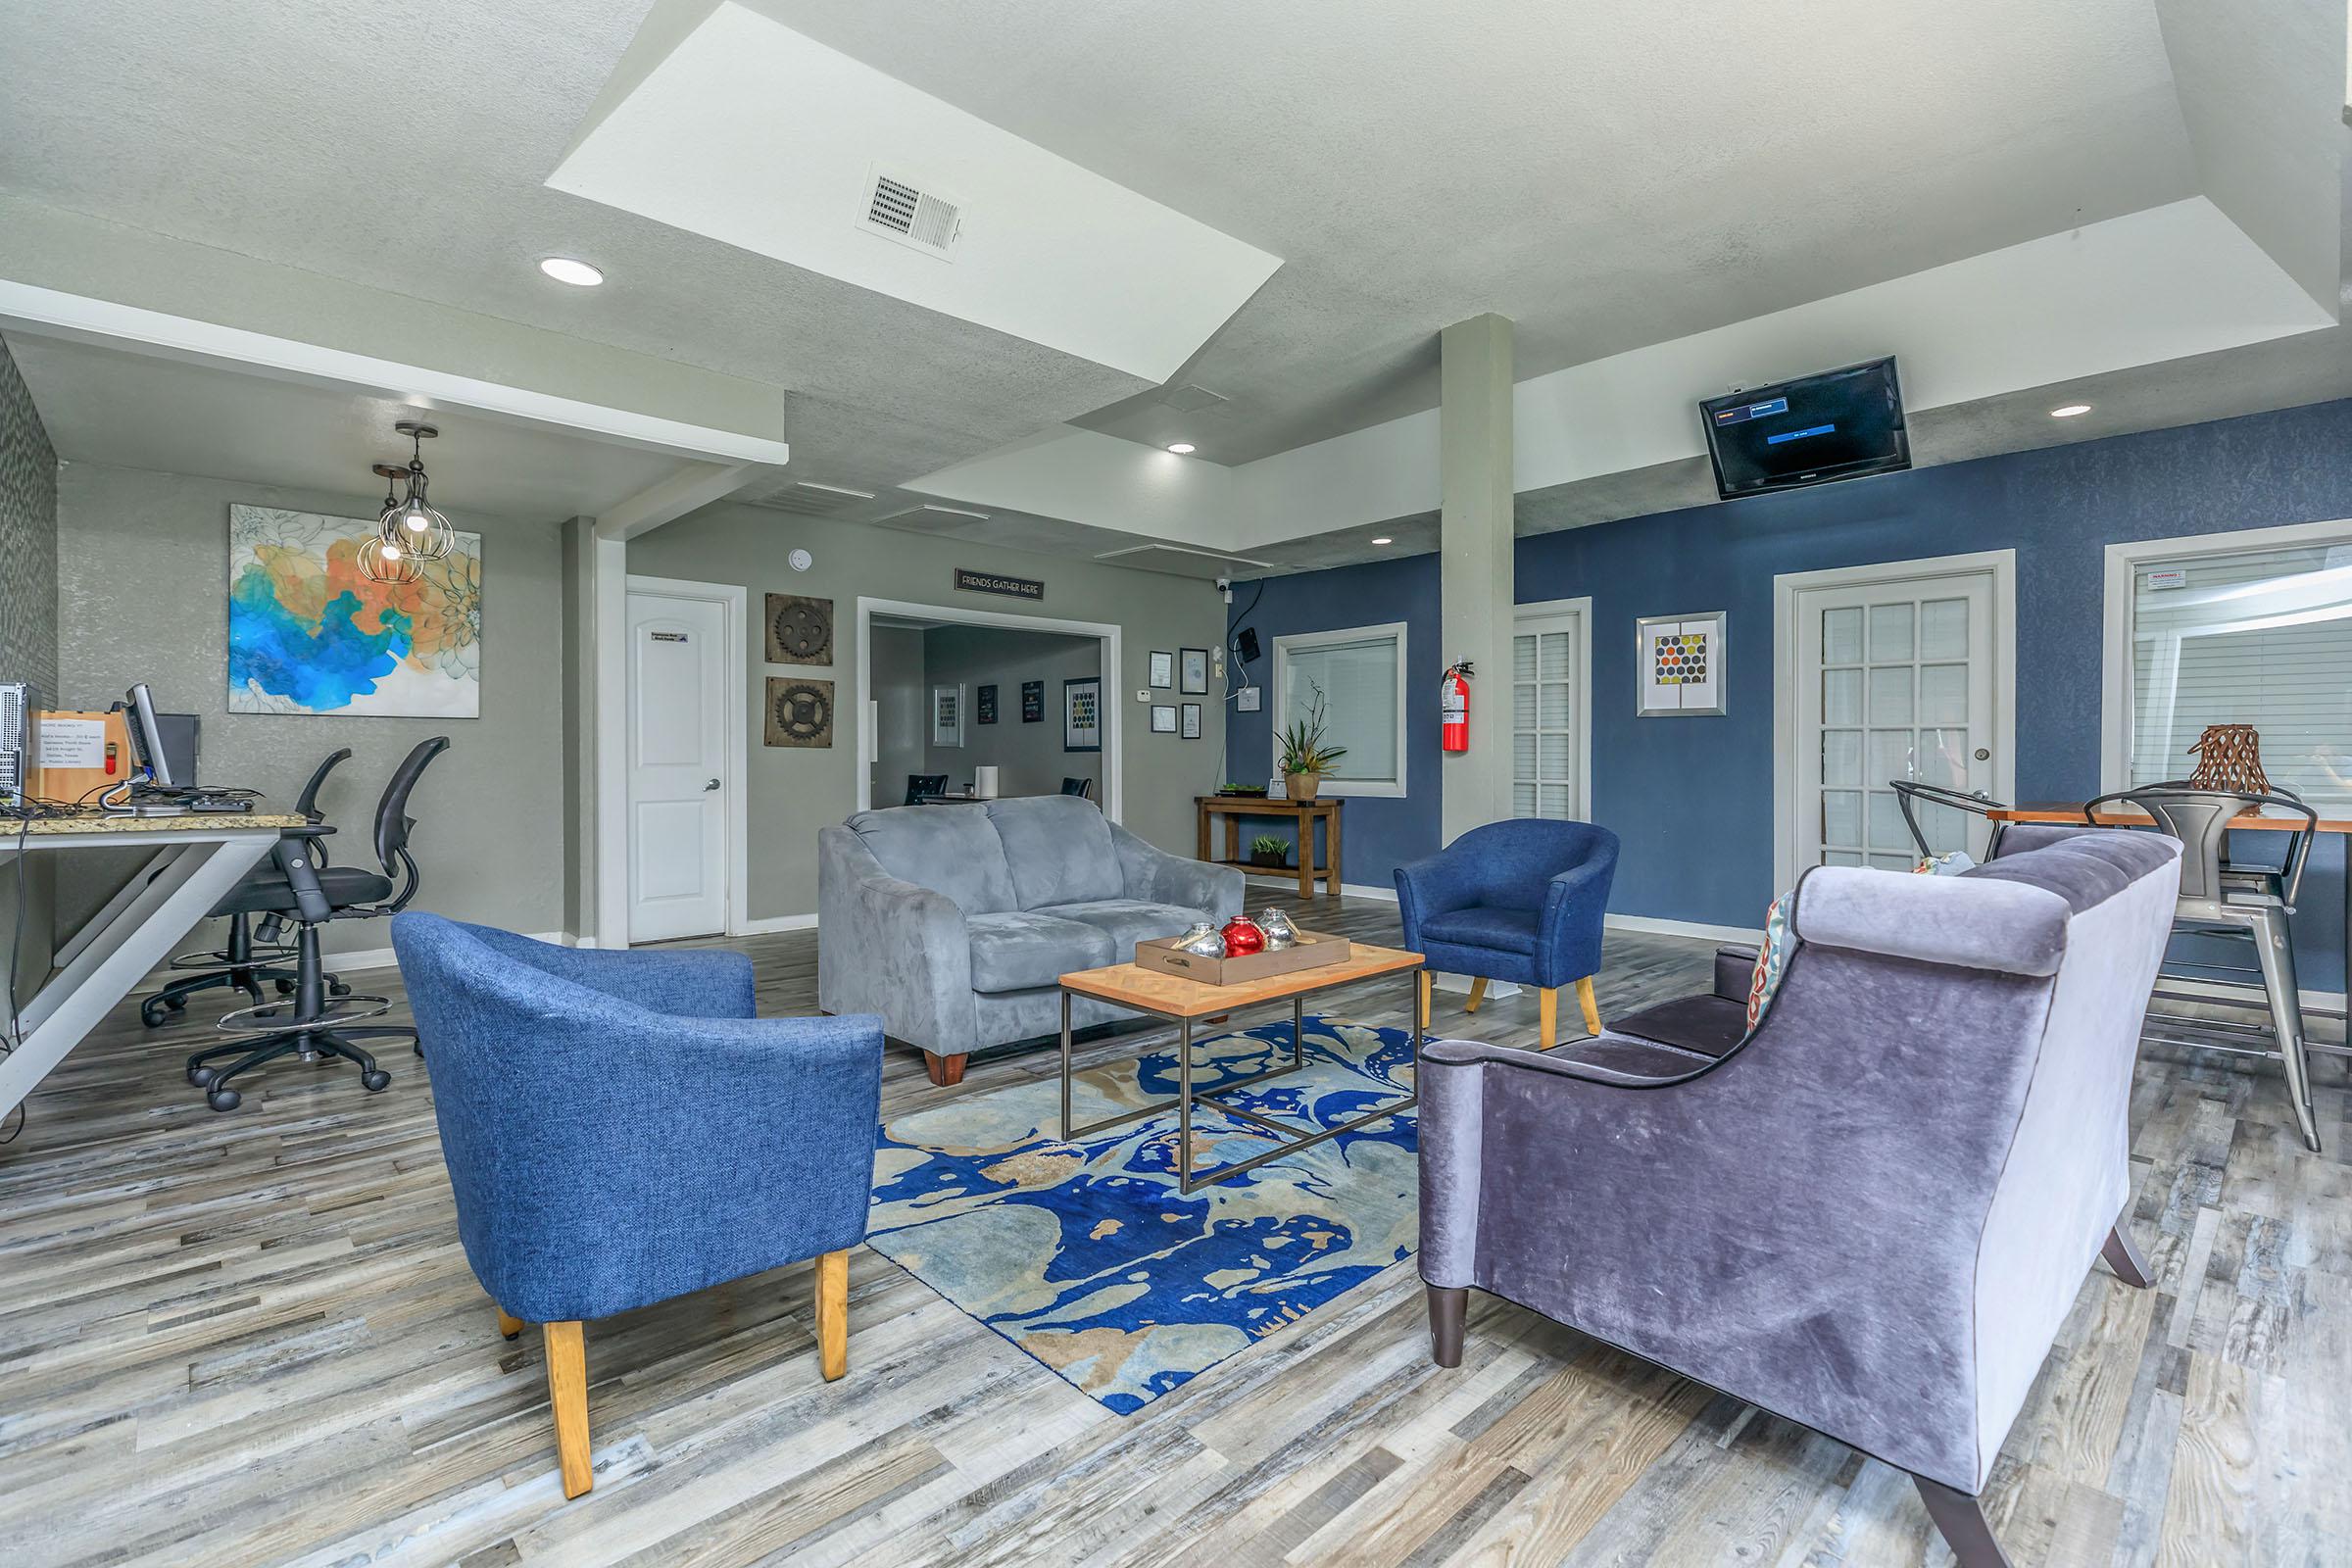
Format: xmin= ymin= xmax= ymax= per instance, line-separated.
xmin=764 ymin=0 xmax=2210 ymax=463
xmin=3 ymin=333 xmax=694 ymax=519
xmin=0 ymin=0 xmax=2345 ymax=575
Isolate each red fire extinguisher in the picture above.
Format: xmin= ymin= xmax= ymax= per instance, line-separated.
xmin=1441 ymin=661 xmax=1474 ymax=753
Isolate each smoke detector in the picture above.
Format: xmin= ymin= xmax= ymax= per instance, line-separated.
xmin=858 ymin=166 xmax=963 ymax=260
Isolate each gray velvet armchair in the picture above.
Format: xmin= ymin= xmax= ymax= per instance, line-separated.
xmin=1417 ymin=827 xmax=2182 ymax=1568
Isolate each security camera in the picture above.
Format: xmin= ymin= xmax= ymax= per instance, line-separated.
xmin=1215 ymin=575 xmax=1231 ymax=592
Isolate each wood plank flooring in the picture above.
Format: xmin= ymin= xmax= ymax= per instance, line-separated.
xmin=2 ymin=892 xmax=2345 ymax=1566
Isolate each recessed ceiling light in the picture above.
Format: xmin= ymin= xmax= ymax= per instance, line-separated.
xmin=1371 ymin=536 xmax=1394 ymax=546
xmin=1166 ymin=442 xmax=1196 ymax=455
xmin=538 ymin=257 xmax=604 ymax=287
xmin=2050 ymin=403 xmax=2091 ymax=418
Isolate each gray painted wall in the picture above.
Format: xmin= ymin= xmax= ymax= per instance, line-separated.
xmin=626 ymin=503 xmax=1227 ymax=919
xmin=0 ymin=336 xmax=59 ymax=1007
xmin=919 ymin=624 xmax=1102 ymax=799
xmin=52 ymin=462 xmax=568 ymax=956
xmin=869 ymin=624 xmax=927 ymax=803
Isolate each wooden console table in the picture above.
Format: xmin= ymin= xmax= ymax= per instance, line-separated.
xmin=1196 ymin=795 xmax=1342 ymax=899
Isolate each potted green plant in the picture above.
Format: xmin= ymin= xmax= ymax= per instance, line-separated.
xmin=1248 ymin=833 xmax=1291 ymax=868
xmin=1277 ymin=685 xmax=1348 ymax=803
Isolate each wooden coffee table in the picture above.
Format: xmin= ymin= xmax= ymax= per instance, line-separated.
xmin=1056 ymin=942 xmax=1425 ymax=1192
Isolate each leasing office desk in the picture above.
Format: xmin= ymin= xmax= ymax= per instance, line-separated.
xmin=0 ymin=813 xmax=308 ymax=1120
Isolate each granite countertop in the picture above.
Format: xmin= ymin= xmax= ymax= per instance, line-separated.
xmin=9 ymin=812 xmax=310 ymax=836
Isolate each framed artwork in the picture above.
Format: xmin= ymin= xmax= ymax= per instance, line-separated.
xmin=1180 ymin=647 xmax=1210 ymax=695
xmin=1180 ymin=701 xmax=1203 ymax=740
xmin=1149 ymin=650 xmax=1175 ymax=689
xmin=763 ymin=677 xmax=833 ymax=747
xmin=227 ymin=505 xmax=481 ymax=718
xmin=1637 ymin=611 xmax=1726 ymax=717
xmin=1021 ymin=680 xmax=1045 ymax=722
xmin=1063 ymin=676 xmax=1102 ymax=753
xmin=976 ymin=684 xmax=999 ymax=724
xmin=932 ymin=683 xmax=964 ymax=747
xmin=1150 ymin=704 xmax=1177 ymax=734
xmin=763 ymin=593 xmax=833 ymax=665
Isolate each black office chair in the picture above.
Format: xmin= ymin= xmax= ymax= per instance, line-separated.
xmin=185 ymin=737 xmax=449 ymax=1112
xmin=142 ymin=748 xmax=355 ymax=1026
xmin=1060 ymin=777 xmax=1096 ymax=801
xmin=905 ymin=773 xmax=949 ymax=806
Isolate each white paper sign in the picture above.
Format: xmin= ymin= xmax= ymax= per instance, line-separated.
xmin=36 ymin=716 xmax=105 ymax=768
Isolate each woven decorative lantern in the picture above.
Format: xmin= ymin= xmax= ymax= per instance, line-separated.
xmin=2184 ymin=724 xmax=2269 ymax=796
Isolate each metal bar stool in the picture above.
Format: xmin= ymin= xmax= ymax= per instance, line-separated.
xmin=1890 ymin=780 xmax=2013 ymax=864
xmin=2083 ymin=784 xmax=2324 ymax=1151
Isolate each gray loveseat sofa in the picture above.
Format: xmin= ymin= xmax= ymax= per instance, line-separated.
xmin=1417 ymin=825 xmax=2183 ymax=1568
xmin=817 ymin=795 xmax=1243 ymax=1085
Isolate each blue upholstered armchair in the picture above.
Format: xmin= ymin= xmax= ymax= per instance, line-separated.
xmin=389 ymin=913 xmax=884 ymax=1499
xmin=1394 ymin=819 xmax=1619 ymax=1049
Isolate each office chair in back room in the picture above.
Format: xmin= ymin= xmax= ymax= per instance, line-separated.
xmin=142 ymin=747 xmax=355 ymax=1026
xmin=905 ymin=773 xmax=950 ymax=805
xmin=185 ymin=737 xmax=450 ymax=1112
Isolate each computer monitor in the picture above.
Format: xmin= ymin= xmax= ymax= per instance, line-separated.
xmin=121 ymin=683 xmax=175 ymax=788
xmin=156 ymin=712 xmax=199 ymax=787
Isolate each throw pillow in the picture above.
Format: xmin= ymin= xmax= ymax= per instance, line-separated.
xmin=1744 ymin=890 xmax=1794 ymax=1035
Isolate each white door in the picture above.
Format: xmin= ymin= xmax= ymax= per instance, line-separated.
xmin=1510 ymin=611 xmax=1584 ymax=820
xmin=1793 ymin=569 xmax=1999 ymax=871
xmin=627 ymin=590 xmax=729 ymax=942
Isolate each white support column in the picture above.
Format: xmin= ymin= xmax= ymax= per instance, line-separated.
xmin=1439 ymin=313 xmax=1515 ymax=846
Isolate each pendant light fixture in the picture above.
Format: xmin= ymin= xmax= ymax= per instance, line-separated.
xmin=360 ymin=463 xmax=422 ymax=584
xmin=376 ymin=419 xmax=457 ymax=562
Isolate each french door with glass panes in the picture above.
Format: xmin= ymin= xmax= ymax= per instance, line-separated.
xmin=1793 ymin=568 xmax=1998 ymax=870
xmin=1511 ymin=608 xmax=1584 ymax=820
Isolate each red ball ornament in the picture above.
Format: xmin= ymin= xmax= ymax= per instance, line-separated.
xmin=1220 ymin=915 xmax=1266 ymax=956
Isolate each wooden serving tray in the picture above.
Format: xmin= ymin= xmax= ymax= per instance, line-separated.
xmin=1133 ymin=928 xmax=1351 ymax=986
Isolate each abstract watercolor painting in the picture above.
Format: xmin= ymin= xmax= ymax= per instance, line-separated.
xmin=227 ymin=505 xmax=481 ymax=717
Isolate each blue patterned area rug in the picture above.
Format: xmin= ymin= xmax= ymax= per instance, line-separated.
xmin=866 ymin=1016 xmax=1419 ymax=1413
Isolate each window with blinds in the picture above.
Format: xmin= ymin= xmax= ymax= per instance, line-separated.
xmin=1273 ymin=623 xmax=1405 ymax=795
xmin=1512 ymin=621 xmax=1580 ymax=819
xmin=2128 ymin=541 xmax=2352 ymax=806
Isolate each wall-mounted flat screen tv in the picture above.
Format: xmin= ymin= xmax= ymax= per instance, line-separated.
xmin=1699 ymin=357 xmax=1909 ymax=500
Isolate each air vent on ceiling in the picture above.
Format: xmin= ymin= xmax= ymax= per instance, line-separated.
xmin=1094 ymin=542 xmax=1278 ymax=580
xmin=874 ymin=502 xmax=992 ymax=535
xmin=859 ymin=167 xmax=963 ymax=260
xmin=749 ymin=480 xmax=876 ymax=517
xmin=1154 ymin=383 xmax=1229 ymax=415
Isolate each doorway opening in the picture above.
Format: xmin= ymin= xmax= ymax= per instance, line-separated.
xmin=855 ymin=598 xmax=1123 ymax=817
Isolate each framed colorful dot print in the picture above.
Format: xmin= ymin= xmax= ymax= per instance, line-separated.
xmin=1636 ymin=611 xmax=1726 ymax=716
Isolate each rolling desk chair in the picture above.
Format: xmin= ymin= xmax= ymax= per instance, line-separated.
xmin=904 ymin=773 xmax=949 ymax=806
xmin=1060 ymin=777 xmax=1096 ymax=801
xmin=184 ymin=737 xmax=450 ymax=1112
xmin=142 ymin=747 xmax=354 ymax=1026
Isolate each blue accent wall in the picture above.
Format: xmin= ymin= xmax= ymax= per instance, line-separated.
xmin=1227 ymin=552 xmax=1446 ymax=883
xmin=1230 ymin=397 xmax=2352 ymax=990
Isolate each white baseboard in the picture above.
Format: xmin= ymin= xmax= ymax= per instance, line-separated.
xmin=735 ymin=912 xmax=819 ymax=936
xmin=1239 ymin=872 xmax=1398 ymax=903
xmin=1431 ymin=972 xmax=1521 ymax=1000
xmin=1604 ymin=912 xmax=1764 ymax=946
xmin=141 ymin=928 xmax=580 ymax=985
